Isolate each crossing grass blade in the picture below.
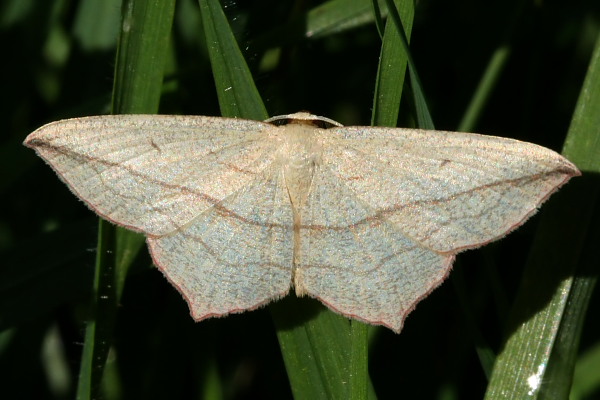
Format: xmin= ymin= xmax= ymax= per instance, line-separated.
xmin=484 ymin=31 xmax=600 ymax=400
xmin=76 ymin=1 xmax=175 ymax=398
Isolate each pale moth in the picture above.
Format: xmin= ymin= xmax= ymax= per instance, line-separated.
xmin=25 ymin=112 xmax=580 ymax=332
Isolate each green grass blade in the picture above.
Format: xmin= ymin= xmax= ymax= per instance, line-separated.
xmin=484 ymin=31 xmax=600 ymax=400
xmin=111 ymin=0 xmax=176 ymax=114
xmin=349 ymin=321 xmax=369 ymax=400
xmin=457 ymin=44 xmax=510 ymax=133
xmin=76 ymin=221 xmax=118 ymax=400
xmin=198 ymin=2 xmax=376 ymax=398
xmin=198 ymin=0 xmax=267 ymax=120
xmin=371 ymin=0 xmax=414 ymax=127
xmin=368 ymin=2 xmax=416 ymax=393
xmin=540 ymin=30 xmax=600 ymax=399
xmin=382 ymin=0 xmax=433 ymax=129
xmin=271 ymin=297 xmax=352 ymax=399
xmin=456 ymin=0 xmax=526 ymax=133
xmin=271 ymin=297 xmax=377 ymax=400
xmin=370 ymin=3 xmax=500 ymax=382
xmin=76 ymin=1 xmax=175 ymax=399
xmin=370 ymin=0 xmax=385 ymax=38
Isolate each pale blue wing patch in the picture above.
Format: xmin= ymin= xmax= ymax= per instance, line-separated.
xmin=148 ymin=165 xmax=294 ymax=320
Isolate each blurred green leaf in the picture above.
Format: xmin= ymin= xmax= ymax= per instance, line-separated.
xmin=572 ymin=341 xmax=600 ymax=400
xmin=72 ymin=0 xmax=121 ymax=51
xmin=251 ymin=0 xmax=389 ymax=47
xmin=306 ymin=0 xmax=386 ymax=39
xmin=0 ymin=0 xmax=34 ymax=27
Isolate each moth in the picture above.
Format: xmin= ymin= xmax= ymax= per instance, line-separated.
xmin=25 ymin=112 xmax=579 ymax=332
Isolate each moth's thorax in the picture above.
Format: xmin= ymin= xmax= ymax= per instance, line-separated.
xmin=279 ymin=123 xmax=323 ymax=209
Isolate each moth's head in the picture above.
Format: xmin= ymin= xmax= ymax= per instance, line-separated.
xmin=265 ymin=112 xmax=343 ymax=129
